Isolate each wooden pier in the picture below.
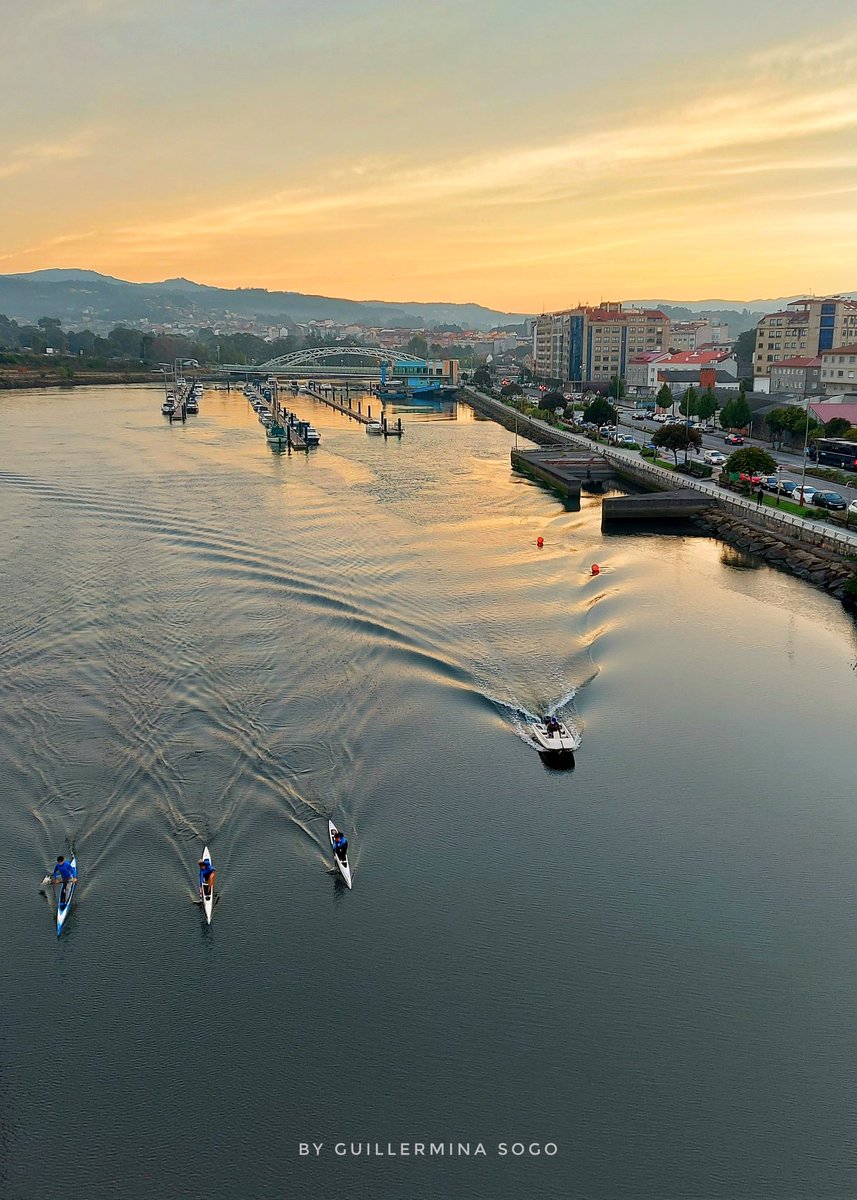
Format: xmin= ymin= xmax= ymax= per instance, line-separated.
xmin=302 ymin=382 xmax=404 ymax=437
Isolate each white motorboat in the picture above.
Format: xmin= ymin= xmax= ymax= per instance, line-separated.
xmin=366 ymin=420 xmax=383 ymax=435
xmin=305 ymin=426 xmax=321 ymax=446
xmin=530 ymin=719 xmax=580 ymax=753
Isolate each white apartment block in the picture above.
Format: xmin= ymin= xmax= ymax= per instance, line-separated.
xmin=754 ymin=297 xmax=857 ymax=378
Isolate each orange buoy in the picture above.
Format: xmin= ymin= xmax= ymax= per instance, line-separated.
xmin=536 ymin=537 xmax=544 ymax=548
xmin=591 ymin=563 xmax=600 ymax=575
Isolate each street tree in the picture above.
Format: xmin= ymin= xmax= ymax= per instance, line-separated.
xmin=608 ymin=375 xmax=625 ymax=400
xmin=725 ymin=447 xmax=777 ymax=476
xmin=825 ymin=417 xmax=854 ymax=438
xmin=734 ymin=330 xmax=756 ymax=369
xmin=730 ymin=395 xmax=752 ymax=430
xmin=472 ymin=365 xmax=492 ymax=389
xmin=500 ymin=382 xmax=523 ymax=398
xmin=652 ymin=423 xmax=702 ymax=465
xmin=656 ymin=382 xmax=673 ymax=413
xmin=697 ymin=389 xmax=717 ymax=423
xmin=582 ymin=396 xmax=618 ymax=426
xmin=678 ymin=385 xmax=699 ymax=420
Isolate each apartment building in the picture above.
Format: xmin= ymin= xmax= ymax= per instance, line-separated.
xmin=532 ymin=303 xmax=669 ymax=385
xmin=667 ymin=321 xmax=729 ymax=351
xmin=754 ymin=297 xmax=857 ymax=381
xmin=767 ymin=356 xmax=822 ymax=396
xmin=819 ymin=345 xmax=857 ymax=395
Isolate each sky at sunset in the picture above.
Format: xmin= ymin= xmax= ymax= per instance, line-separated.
xmin=2 ymin=0 xmax=856 ymax=312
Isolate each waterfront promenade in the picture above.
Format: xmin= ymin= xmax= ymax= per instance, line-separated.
xmin=462 ymin=387 xmax=857 ymax=556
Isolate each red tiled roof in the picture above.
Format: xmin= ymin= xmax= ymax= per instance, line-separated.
xmin=820 ymin=345 xmax=857 ymax=356
xmin=808 ymin=402 xmax=857 ymax=425
xmin=661 ymin=350 xmax=731 ymax=365
xmin=771 ymin=356 xmax=821 ymax=368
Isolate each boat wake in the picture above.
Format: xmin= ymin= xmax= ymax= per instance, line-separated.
xmin=481 ymin=688 xmax=583 ymax=751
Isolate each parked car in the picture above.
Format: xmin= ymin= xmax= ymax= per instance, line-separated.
xmin=812 ymin=491 xmax=847 ymax=511
xmin=793 ymin=486 xmax=819 ymax=507
xmin=738 ymin=472 xmax=763 ymax=486
xmin=703 ymin=451 xmax=727 ymax=465
xmin=848 ymin=499 xmax=857 ymax=518
xmin=724 ymin=434 xmax=744 ymax=445
xmin=617 ymin=434 xmax=638 ymax=446
xmin=761 ymin=476 xmax=797 ymax=495
xmin=652 ymin=413 xmax=668 ymax=423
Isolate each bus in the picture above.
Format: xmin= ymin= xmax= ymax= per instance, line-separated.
xmin=808 ymin=438 xmax=857 ymax=471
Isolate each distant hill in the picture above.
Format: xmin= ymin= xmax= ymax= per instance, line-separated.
xmin=3 ymin=271 xmax=853 ymax=335
xmin=628 ymin=294 xmax=857 ymax=335
xmin=0 ymin=271 xmax=530 ymax=331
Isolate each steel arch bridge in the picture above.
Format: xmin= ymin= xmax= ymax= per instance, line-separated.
xmin=258 ymin=346 xmax=426 ymax=377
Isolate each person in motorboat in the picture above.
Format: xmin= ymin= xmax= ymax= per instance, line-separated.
xmin=545 ymin=715 xmax=561 ymax=736
xmin=198 ymin=856 xmax=216 ymax=901
xmin=332 ymin=831 xmax=348 ymax=862
xmin=51 ymin=855 xmax=77 ymax=904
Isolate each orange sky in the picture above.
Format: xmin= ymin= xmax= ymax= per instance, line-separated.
xmin=1 ymin=1 xmax=855 ymax=311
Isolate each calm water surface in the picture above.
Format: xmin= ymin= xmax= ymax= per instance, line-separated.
xmin=2 ymin=385 xmax=856 ymax=1200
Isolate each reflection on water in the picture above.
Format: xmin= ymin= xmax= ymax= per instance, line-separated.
xmin=1 ymin=384 xmax=857 ymax=1199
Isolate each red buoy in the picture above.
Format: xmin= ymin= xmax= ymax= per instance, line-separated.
xmin=591 ymin=563 xmax=600 ymax=575
xmin=536 ymin=537 xmax=544 ymax=548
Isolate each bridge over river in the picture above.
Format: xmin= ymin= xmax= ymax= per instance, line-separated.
xmin=225 ymin=346 xmax=457 ymax=383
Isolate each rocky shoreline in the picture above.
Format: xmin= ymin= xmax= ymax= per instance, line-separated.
xmin=694 ymin=508 xmax=857 ymax=606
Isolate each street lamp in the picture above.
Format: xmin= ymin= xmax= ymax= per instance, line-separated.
xmin=798 ymin=400 xmax=813 ymax=502
xmin=158 ymin=362 xmax=173 ymax=399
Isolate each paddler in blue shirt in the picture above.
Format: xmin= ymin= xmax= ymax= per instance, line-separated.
xmin=198 ymin=856 xmax=216 ymax=900
xmin=51 ymin=855 xmax=76 ymax=903
xmin=332 ymin=831 xmax=348 ymax=862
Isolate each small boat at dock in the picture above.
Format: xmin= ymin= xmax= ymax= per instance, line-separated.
xmin=366 ymin=420 xmax=383 ymax=435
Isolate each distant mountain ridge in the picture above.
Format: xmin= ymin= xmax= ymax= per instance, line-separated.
xmin=3 ymin=271 xmax=854 ymax=334
xmin=0 ymin=270 xmax=530 ymax=331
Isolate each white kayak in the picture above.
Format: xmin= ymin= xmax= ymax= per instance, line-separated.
xmin=200 ymin=845 xmax=214 ymax=924
xmin=531 ymin=720 xmax=581 ymax=753
xmin=56 ymin=855 xmax=77 ymax=937
xmin=328 ymin=820 xmax=352 ymax=889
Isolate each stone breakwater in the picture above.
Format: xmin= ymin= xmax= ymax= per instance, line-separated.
xmin=694 ymin=509 xmax=856 ymax=603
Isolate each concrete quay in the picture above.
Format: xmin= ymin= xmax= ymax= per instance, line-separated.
xmin=462 ymin=387 xmax=857 ymax=555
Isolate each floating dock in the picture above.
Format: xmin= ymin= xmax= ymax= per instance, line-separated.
xmin=301 ymin=383 xmax=403 ymax=436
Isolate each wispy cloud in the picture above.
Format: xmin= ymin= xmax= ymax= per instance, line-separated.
xmin=112 ymin=39 xmax=857 ymax=254
xmin=0 ymin=229 xmax=96 ymax=263
xmin=0 ymin=133 xmax=96 ymax=181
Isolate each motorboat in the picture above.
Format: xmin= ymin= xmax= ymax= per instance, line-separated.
xmin=305 ymin=426 xmax=321 ymax=446
xmin=530 ymin=719 xmax=580 ymax=753
xmin=366 ymin=420 xmax=383 ymax=435
xmin=161 ymin=397 xmax=176 ymax=416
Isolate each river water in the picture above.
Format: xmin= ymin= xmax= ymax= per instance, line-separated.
xmin=2 ymin=384 xmax=856 ymax=1200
